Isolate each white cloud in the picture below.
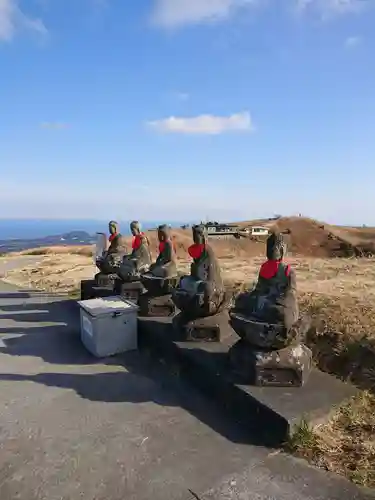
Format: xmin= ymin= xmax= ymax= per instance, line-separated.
xmin=40 ymin=122 xmax=70 ymax=130
xmin=345 ymin=35 xmax=362 ymax=47
xmin=151 ymin=0 xmax=373 ymax=27
xmin=147 ymin=111 xmax=254 ymax=135
xmin=0 ymin=0 xmax=47 ymax=42
xmin=152 ymin=0 xmax=257 ymax=28
xmin=296 ymin=0 xmax=369 ymax=17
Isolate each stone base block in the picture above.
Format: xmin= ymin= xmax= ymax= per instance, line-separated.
xmin=81 ymin=279 xmax=94 ymax=300
xmin=229 ymin=312 xmax=305 ymax=350
xmin=94 ymin=272 xmax=116 ymax=289
xmin=141 ymin=275 xmax=178 ymax=296
xmin=80 ymin=280 xmax=114 ymax=300
xmin=114 ymin=280 xmax=145 ymax=302
xmin=138 ymin=293 xmax=176 ymax=317
xmin=172 ymin=311 xmax=232 ymax=342
xmin=229 ymin=339 xmax=312 ymax=387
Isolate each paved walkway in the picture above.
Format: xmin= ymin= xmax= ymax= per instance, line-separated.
xmin=0 ymin=262 xmax=374 ymax=499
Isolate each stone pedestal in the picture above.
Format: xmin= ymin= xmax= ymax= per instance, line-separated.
xmin=229 ymin=312 xmax=303 ymax=350
xmin=95 ymin=272 xmax=117 ymax=289
xmin=80 ymin=279 xmax=115 ymax=300
xmin=172 ymin=310 xmax=232 ymax=342
xmin=229 ymin=339 xmax=312 ymax=387
xmin=141 ymin=276 xmax=178 ymax=297
xmin=114 ymin=280 xmax=145 ymax=302
xmin=138 ymin=293 xmax=176 ymax=317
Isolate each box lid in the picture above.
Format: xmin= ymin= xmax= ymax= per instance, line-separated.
xmin=78 ymin=296 xmax=139 ymax=318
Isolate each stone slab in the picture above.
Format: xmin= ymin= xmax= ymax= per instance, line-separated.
xmin=172 ymin=310 xmax=234 ymax=343
xmin=138 ymin=293 xmax=176 ymax=317
xmin=81 ymin=279 xmax=112 ymax=300
xmin=114 ymin=280 xmax=145 ymax=301
xmin=138 ymin=317 xmax=359 ymax=445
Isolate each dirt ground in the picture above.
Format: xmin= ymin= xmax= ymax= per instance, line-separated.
xmin=2 ymin=251 xmax=375 ymax=299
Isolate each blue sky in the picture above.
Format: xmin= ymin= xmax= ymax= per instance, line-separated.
xmin=0 ymin=0 xmax=374 ymax=224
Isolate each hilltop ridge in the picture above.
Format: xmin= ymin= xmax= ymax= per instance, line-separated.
xmin=9 ymin=216 xmax=375 ymax=260
xmin=0 ymin=231 xmax=95 ymax=254
xmin=167 ymin=217 xmax=375 ymax=258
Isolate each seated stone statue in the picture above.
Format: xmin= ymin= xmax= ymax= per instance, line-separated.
xmin=228 ymin=232 xmax=312 ymax=387
xmin=172 ymin=225 xmax=227 ymax=331
xmin=230 ymin=232 xmax=300 ymax=349
xmin=139 ymin=225 xmax=178 ymax=316
xmin=141 ymin=224 xmax=178 ymax=295
xmin=96 ymin=220 xmax=128 ymax=276
xmin=117 ymin=221 xmax=152 ymax=282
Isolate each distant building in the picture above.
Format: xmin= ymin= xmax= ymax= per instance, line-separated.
xmin=241 ymin=226 xmax=269 ymax=237
xmin=249 ymin=226 xmax=269 ymax=236
xmin=201 ymin=222 xmax=239 ymax=239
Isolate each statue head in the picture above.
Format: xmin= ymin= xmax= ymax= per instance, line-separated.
xmin=130 ymin=221 xmax=141 ymax=236
xmin=158 ymin=224 xmax=170 ymax=242
xmin=192 ymin=224 xmax=207 ymax=245
xmin=266 ymin=232 xmax=287 ymax=261
xmin=108 ymin=220 xmax=118 ymax=235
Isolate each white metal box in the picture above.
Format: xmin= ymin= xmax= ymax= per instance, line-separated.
xmin=77 ymin=296 xmax=139 ymax=357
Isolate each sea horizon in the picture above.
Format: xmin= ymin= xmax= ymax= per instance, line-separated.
xmin=0 ymin=217 xmax=368 ymax=241
xmin=0 ymin=218 xmax=193 ymax=241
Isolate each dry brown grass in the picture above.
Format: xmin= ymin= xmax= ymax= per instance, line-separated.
xmin=2 ymin=243 xmax=375 ymax=487
xmin=287 ymin=392 xmax=375 ymax=487
xmin=19 ymin=245 xmax=94 ymax=257
xmin=1 ymin=253 xmax=97 ymax=294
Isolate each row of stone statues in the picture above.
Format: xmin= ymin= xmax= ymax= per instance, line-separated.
xmin=90 ymin=220 xmax=311 ymax=387
xmin=97 ymin=220 xmax=152 ymax=279
xmin=95 ymin=221 xmax=227 ymax=318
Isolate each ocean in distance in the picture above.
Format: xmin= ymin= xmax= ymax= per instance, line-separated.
xmin=0 ymin=219 xmax=190 ymax=241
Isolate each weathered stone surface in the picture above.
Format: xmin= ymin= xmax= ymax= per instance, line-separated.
xmin=96 ymin=252 xmax=123 ymax=275
xmin=81 ymin=279 xmax=114 ymax=300
xmin=172 ymin=310 xmax=233 ymax=342
xmin=229 ymin=339 xmax=312 ymax=387
xmin=117 ymin=258 xmax=151 ymax=282
xmin=117 ymin=221 xmax=152 ymax=282
xmin=146 ymin=224 xmax=178 ymax=279
xmin=172 ymin=225 xmax=226 ymax=320
xmin=138 ymin=293 xmax=176 ymax=317
xmin=80 ymin=279 xmax=94 ymax=300
xmin=139 ymin=226 xmax=178 ymax=314
xmin=114 ymin=279 xmax=145 ymax=302
xmin=172 ymin=283 xmax=230 ymax=321
xmin=230 ymin=232 xmax=300 ymax=348
xmin=228 ymin=233 xmax=312 ymax=386
xmin=229 ymin=313 xmax=310 ymax=350
xmin=94 ymin=272 xmax=116 ymax=289
xmin=140 ymin=275 xmax=178 ymax=297
xmin=96 ymin=221 xmax=128 ymax=275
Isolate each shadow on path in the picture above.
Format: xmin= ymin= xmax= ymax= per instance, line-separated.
xmin=0 ymin=294 xmax=274 ymax=448
xmin=0 ymin=350 xmax=272 ymax=448
xmin=0 ymin=292 xmax=33 ymax=299
xmin=0 ymin=297 xmax=79 ymax=324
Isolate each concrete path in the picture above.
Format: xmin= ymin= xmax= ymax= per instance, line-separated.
xmin=0 ymin=277 xmax=374 ymax=499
